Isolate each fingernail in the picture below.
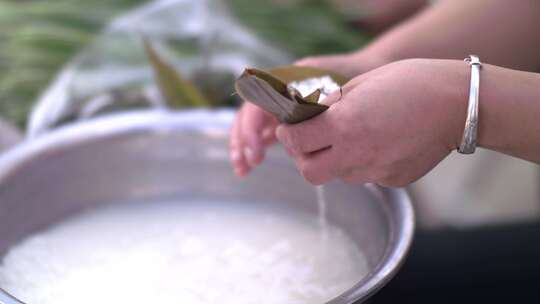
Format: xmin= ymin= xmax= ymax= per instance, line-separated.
xmin=244 ymin=147 xmax=256 ymax=166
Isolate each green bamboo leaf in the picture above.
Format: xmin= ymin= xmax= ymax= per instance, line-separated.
xmin=235 ymin=70 xmax=296 ymax=123
xmin=235 ymin=66 xmax=348 ymax=124
xmin=302 ymin=89 xmax=321 ymax=104
xmin=245 ymin=68 xmax=290 ymax=98
xmin=143 ymin=39 xmax=210 ymax=108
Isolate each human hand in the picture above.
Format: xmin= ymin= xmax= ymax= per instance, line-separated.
xmin=230 ymin=102 xmax=279 ymax=177
xmin=229 ymin=52 xmax=386 ymax=177
xmin=276 ymin=59 xmax=469 ymax=186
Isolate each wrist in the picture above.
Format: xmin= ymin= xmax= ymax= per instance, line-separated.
xmin=427 ymin=59 xmax=471 ymax=151
xmin=448 ymin=62 xmax=520 ymax=154
xmin=367 ymin=58 xmax=470 ymax=152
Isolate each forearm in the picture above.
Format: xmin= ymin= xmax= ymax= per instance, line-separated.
xmin=475 ymin=65 xmax=540 ymax=163
xmin=360 ymin=0 xmax=540 ymax=71
xmin=353 ymin=0 xmax=429 ymax=33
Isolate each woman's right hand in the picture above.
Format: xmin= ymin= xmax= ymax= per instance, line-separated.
xmin=229 ymin=51 xmax=386 ymax=176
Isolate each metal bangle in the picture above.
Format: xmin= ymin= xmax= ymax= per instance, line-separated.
xmin=458 ymin=55 xmax=482 ymax=154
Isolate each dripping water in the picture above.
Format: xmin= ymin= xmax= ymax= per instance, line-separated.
xmin=315 ymin=185 xmax=328 ymax=241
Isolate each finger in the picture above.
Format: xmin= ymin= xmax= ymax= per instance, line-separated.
xmin=318 ymin=70 xmax=371 ymax=107
xmin=319 ymin=87 xmax=346 ymax=107
xmin=275 ymin=112 xmax=334 ymax=154
xmin=294 ymin=55 xmax=344 ymax=71
xmin=241 ymin=104 xmax=270 ymax=167
xmin=230 ymin=108 xmax=250 ymax=177
xmin=294 ymin=56 xmax=326 ymax=68
xmin=294 ymin=54 xmax=365 ymax=79
xmin=296 ymin=147 xmax=341 ymax=185
xmin=261 ymin=125 xmax=277 ymax=145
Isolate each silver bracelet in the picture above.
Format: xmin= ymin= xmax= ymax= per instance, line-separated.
xmin=458 ymin=55 xmax=482 ymax=154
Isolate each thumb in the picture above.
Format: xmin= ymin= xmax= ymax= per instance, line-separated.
xmin=319 ymin=88 xmax=344 ymax=107
xmin=319 ymin=70 xmax=373 ymax=107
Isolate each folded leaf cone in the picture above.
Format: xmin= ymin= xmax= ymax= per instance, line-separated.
xmin=235 ymin=66 xmax=348 ymax=124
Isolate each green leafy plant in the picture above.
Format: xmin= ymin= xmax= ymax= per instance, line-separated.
xmin=0 ymin=0 xmax=145 ymax=127
xmin=144 ymin=40 xmax=211 ymax=108
xmin=0 ymin=0 xmax=369 ymax=128
xmin=229 ymin=0 xmax=370 ymax=57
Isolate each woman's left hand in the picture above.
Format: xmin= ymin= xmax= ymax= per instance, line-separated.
xmin=276 ymin=59 xmax=469 ymax=187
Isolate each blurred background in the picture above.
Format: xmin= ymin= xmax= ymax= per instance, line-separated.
xmin=1 ymin=0 xmax=539 ymax=303
xmin=0 ymin=0 xmax=373 ymax=131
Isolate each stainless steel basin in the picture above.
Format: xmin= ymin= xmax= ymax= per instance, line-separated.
xmin=0 ymin=110 xmax=414 ymax=304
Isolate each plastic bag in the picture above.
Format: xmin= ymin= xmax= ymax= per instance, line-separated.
xmin=27 ymin=0 xmax=291 ymax=137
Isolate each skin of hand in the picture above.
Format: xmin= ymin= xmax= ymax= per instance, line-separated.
xmin=230 ymin=102 xmax=278 ymax=177
xmin=231 ymin=0 xmax=540 ymax=180
xmin=275 ymin=59 xmax=470 ymax=187
xmin=229 ymin=51 xmax=385 ymax=177
xmin=276 ymin=58 xmax=540 ymax=186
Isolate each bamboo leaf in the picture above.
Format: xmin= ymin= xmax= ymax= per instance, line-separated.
xmin=245 ymin=68 xmax=290 ymax=98
xmin=143 ymin=39 xmax=210 ymax=108
xmin=235 ymin=66 xmax=348 ymax=124
xmin=235 ymin=70 xmax=295 ymax=123
xmin=302 ymin=89 xmax=321 ymax=104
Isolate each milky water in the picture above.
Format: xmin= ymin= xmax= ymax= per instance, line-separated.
xmin=0 ymin=199 xmax=368 ymax=304
xmin=315 ymin=185 xmax=329 ymax=241
xmin=288 ymin=76 xmax=339 ymax=244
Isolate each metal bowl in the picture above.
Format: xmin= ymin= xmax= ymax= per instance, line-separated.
xmin=0 ymin=110 xmax=414 ymax=304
